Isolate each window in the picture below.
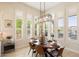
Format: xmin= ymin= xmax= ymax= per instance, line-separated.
xmin=34 ymin=17 xmax=40 ymax=36
xmin=45 ymin=22 xmax=48 ymax=36
xmin=35 ymin=24 xmax=37 ymax=35
xmin=27 ymin=20 xmax=32 ymax=36
xmin=16 ymin=19 xmax=22 ymax=39
xmin=68 ymin=15 xmax=77 ymax=40
xmin=15 ymin=10 xmax=23 ymax=39
xmin=34 ymin=18 xmax=38 ymax=36
xmin=58 ymin=18 xmax=64 ymax=38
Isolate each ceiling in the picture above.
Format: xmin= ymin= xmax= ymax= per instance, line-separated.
xmin=24 ymin=2 xmax=60 ymax=11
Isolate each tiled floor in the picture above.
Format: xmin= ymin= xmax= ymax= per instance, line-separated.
xmin=2 ymin=47 xmax=79 ymax=57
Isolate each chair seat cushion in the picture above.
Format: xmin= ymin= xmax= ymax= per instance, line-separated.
xmin=50 ymin=50 xmax=58 ymax=57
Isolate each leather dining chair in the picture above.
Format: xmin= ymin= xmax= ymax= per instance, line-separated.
xmin=35 ymin=45 xmax=45 ymax=57
xmin=57 ymin=48 xmax=64 ymax=57
xmin=47 ymin=47 xmax=64 ymax=57
xmin=28 ymin=42 xmax=36 ymax=56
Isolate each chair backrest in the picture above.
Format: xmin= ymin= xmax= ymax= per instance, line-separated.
xmin=48 ymin=40 xmax=52 ymax=42
xmin=29 ymin=42 xmax=35 ymax=49
xmin=58 ymin=48 xmax=64 ymax=56
xmin=35 ymin=45 xmax=44 ymax=55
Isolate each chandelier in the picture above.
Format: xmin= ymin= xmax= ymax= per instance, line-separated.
xmin=39 ymin=2 xmax=54 ymax=44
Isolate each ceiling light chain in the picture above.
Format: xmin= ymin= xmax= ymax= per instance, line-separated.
xmin=40 ymin=2 xmax=41 ymax=18
xmin=44 ymin=2 xmax=45 ymax=16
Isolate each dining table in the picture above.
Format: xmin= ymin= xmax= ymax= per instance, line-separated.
xmin=29 ymin=39 xmax=60 ymax=49
xmin=29 ymin=39 xmax=60 ymax=56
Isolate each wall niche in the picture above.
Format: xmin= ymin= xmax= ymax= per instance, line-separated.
xmin=4 ymin=20 xmax=13 ymax=28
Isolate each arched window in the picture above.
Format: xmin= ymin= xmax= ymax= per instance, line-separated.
xmin=15 ymin=10 xmax=23 ymax=40
xmin=16 ymin=18 xmax=22 ymax=39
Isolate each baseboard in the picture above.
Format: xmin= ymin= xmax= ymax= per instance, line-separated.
xmin=65 ymin=48 xmax=79 ymax=54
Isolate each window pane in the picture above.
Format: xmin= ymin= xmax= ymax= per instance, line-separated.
xmin=16 ymin=19 xmax=22 ymax=28
xmin=16 ymin=19 xmax=22 ymax=39
xmin=68 ymin=16 xmax=77 ymax=40
xmin=35 ymin=24 xmax=37 ymax=35
xmin=58 ymin=18 xmax=64 ymax=38
xmin=16 ymin=29 xmax=21 ymax=39
xmin=45 ymin=22 xmax=48 ymax=36
xmin=27 ymin=20 xmax=32 ymax=36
